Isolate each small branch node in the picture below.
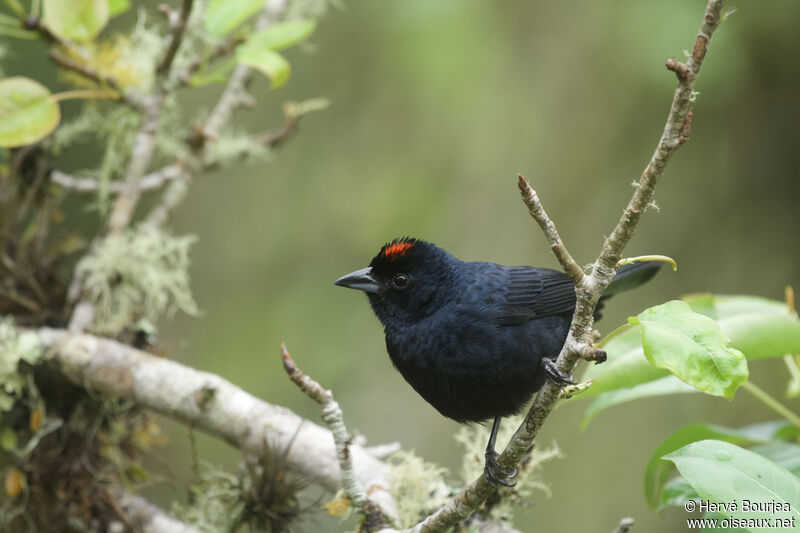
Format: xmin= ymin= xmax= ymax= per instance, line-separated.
xmin=665 ymin=58 xmax=690 ymax=80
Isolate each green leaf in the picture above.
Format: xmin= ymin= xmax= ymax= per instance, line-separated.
xmin=750 ymin=441 xmax=800 ymax=477
xmin=581 ymin=374 xmax=697 ymax=429
xmin=107 ymin=0 xmax=130 ymax=17
xmin=658 ymin=476 xmax=697 ymax=512
xmin=0 ymin=427 xmax=17 ymax=451
xmin=685 ymin=293 xmax=789 ymax=320
xmin=245 ymin=20 xmax=316 ymax=51
xmin=664 ymin=440 xmax=800 ymax=526
xmin=582 ymin=376 xmax=695 ymax=429
xmin=43 ymin=0 xmax=109 ymax=41
xmin=631 ymin=300 xmax=748 ymax=399
xmin=720 ymin=314 xmax=800 ymax=361
xmin=236 ymin=47 xmax=290 ymax=88
xmin=646 ymin=424 xmax=775 ymax=509
xmin=204 ymin=0 xmax=266 ymax=37
xmin=0 ymin=77 xmax=60 ymax=148
xmin=580 ymin=340 xmax=669 ymax=397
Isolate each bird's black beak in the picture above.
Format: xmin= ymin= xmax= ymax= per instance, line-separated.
xmin=334 ymin=267 xmax=380 ymax=294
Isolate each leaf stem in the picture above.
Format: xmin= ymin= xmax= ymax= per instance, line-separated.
xmin=598 ymin=322 xmax=636 ymax=348
xmin=741 ymin=380 xmax=800 ymax=427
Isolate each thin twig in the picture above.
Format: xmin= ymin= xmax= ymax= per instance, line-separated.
xmin=156 ymin=0 xmax=194 ymax=75
xmin=281 ymin=342 xmax=391 ymax=528
xmin=51 ymin=165 xmax=184 ymax=193
xmin=106 ymin=93 xmax=163 ymax=235
xmin=392 ymin=2 xmax=728 ymax=531
xmin=48 ymin=49 xmax=142 ymax=108
xmin=517 ymin=174 xmax=584 ymax=284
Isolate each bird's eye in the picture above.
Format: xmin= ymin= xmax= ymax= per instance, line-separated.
xmin=392 ymin=274 xmax=409 ymax=289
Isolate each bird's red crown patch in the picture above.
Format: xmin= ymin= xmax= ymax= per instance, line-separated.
xmin=380 ymin=238 xmax=415 ymax=261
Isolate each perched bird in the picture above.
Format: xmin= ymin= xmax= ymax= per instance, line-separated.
xmin=335 ymin=237 xmax=660 ymax=486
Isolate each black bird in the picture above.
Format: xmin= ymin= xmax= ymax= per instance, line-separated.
xmin=335 ymin=237 xmax=660 ymax=486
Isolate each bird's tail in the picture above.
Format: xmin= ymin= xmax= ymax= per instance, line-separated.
xmin=605 ymin=261 xmax=663 ymax=296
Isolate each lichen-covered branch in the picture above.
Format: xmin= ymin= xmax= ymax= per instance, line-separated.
xmin=392 ymin=1 xmax=728 ymax=531
xmin=282 ymin=343 xmax=392 ymax=529
xmin=33 ymin=327 xmax=398 ymax=521
xmin=51 ymin=164 xmax=184 ymax=193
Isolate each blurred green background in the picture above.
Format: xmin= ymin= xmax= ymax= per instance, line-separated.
xmin=5 ymin=0 xmax=800 ymax=530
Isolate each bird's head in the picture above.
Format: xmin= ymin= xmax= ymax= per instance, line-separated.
xmin=335 ymin=237 xmax=456 ymax=326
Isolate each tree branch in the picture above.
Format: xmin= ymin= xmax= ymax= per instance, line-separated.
xmin=33 ymin=327 xmax=399 ymax=522
xmin=197 ymin=0 xmax=288 ymax=146
xmin=156 ymin=0 xmax=195 ymax=75
xmin=517 ymin=174 xmax=584 ymax=284
xmin=110 ymin=485 xmax=203 ymax=533
xmin=389 ymin=1 xmax=728 ymax=531
xmin=51 ymin=164 xmax=184 ymax=193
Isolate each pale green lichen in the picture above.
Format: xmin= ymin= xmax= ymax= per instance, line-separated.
xmin=0 ymin=319 xmax=42 ymax=412
xmin=388 ymin=449 xmax=453 ymax=528
xmin=74 ymin=227 xmax=198 ymax=336
xmin=454 ymin=414 xmax=563 ymax=526
xmin=203 ymin=128 xmax=271 ymax=168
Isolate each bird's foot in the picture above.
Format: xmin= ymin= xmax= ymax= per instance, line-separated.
xmin=541 ymin=358 xmax=576 ymax=387
xmin=484 ymin=450 xmax=517 ymax=488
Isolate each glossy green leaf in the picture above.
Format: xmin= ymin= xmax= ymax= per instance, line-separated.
xmin=645 ymin=424 xmax=777 ymax=509
xmin=107 ymin=0 xmax=130 ymax=17
xmin=43 ymin=0 xmax=109 ymax=41
xmin=632 ymin=300 xmax=748 ymax=398
xmin=0 ymin=77 xmax=60 ymax=148
xmin=246 ymin=20 xmax=316 ymax=51
xmin=582 ymin=376 xmax=694 ymax=429
xmin=750 ymin=441 xmax=800 ymax=477
xmin=685 ymin=293 xmax=789 ymax=320
xmin=236 ymin=47 xmax=290 ymax=88
xmin=664 ymin=440 xmax=800 ymax=526
xmin=205 ymin=0 xmax=265 ymax=37
xmin=720 ymin=314 xmax=800 ymax=361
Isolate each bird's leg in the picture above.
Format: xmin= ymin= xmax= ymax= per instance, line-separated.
xmin=483 ymin=416 xmax=517 ymax=488
xmin=541 ymin=358 xmax=576 ymax=387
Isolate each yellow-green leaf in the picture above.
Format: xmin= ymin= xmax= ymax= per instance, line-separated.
xmin=43 ymin=0 xmax=109 ymax=41
xmin=0 ymin=77 xmax=61 ymax=148
xmin=246 ymin=20 xmax=316 ymax=51
xmin=205 ymin=0 xmax=265 ymax=37
xmin=236 ymin=47 xmax=290 ymax=88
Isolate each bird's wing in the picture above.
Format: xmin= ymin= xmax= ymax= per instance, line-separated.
xmin=493 ymin=266 xmax=577 ymax=325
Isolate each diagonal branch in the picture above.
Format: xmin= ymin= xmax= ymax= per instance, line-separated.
xmin=156 ymin=0 xmax=195 ymax=75
xmin=282 ymin=343 xmax=392 ymax=529
xmin=517 ymin=174 xmax=584 ymax=284
xmin=389 ymin=1 xmax=729 ymax=531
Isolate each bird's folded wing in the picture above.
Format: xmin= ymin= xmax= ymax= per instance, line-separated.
xmin=493 ymin=267 xmax=577 ymax=325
